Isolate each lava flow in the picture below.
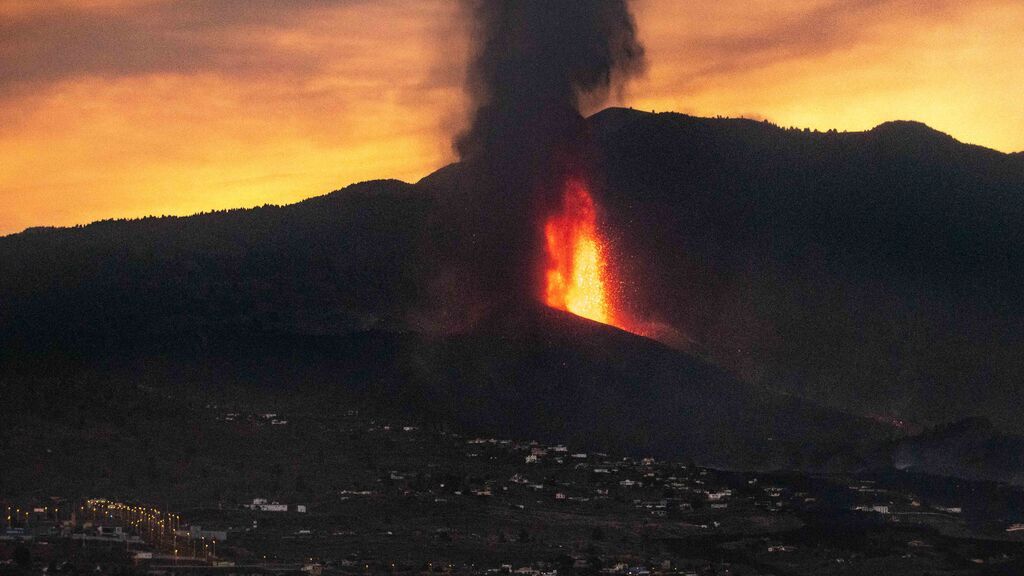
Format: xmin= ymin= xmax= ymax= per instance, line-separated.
xmin=543 ymin=179 xmax=614 ymax=325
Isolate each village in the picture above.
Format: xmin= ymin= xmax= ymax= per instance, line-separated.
xmin=4 ymin=406 xmax=1024 ymax=576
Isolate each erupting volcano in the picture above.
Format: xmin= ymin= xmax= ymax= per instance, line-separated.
xmin=543 ymin=179 xmax=614 ymax=326
xmin=455 ymin=1 xmax=645 ymax=333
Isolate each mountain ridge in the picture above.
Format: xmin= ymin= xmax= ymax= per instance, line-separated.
xmin=2 ymin=108 xmax=1023 ymax=482
xmin=6 ymin=110 xmax=1021 ymax=241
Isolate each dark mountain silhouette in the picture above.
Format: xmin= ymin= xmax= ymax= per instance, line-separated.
xmin=2 ymin=109 xmax=1023 ymax=482
xmin=585 ymin=109 xmax=1024 ymax=435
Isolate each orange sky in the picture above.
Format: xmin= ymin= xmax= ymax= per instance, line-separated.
xmin=2 ymin=0 xmax=1022 ymax=235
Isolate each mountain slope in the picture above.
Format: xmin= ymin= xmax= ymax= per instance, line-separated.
xmin=2 ymin=109 xmax=1023 ymax=465
xmin=588 ymin=109 xmax=1024 ymax=432
xmin=1 ymin=302 xmax=897 ymax=476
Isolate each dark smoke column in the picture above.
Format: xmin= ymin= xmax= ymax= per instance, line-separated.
xmin=456 ymin=0 xmax=645 ymax=308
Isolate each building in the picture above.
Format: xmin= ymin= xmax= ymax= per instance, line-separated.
xmin=189 ymin=525 xmax=228 ymax=541
xmin=247 ymin=499 xmax=288 ymax=512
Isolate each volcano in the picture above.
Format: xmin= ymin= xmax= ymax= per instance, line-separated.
xmin=3 ymin=109 xmax=1024 ymax=483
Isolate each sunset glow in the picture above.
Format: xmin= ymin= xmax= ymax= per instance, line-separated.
xmin=2 ymin=0 xmax=1023 ymax=235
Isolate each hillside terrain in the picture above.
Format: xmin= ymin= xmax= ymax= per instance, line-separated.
xmin=4 ymin=377 xmax=1024 ymax=575
xmin=2 ymin=110 xmax=1024 ymax=483
xmin=587 ymin=109 xmax=1024 ymax=433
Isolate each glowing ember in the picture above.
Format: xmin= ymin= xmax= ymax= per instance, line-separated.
xmin=543 ymin=179 xmax=612 ymax=324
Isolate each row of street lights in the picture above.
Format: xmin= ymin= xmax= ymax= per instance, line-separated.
xmin=84 ymin=498 xmax=215 ymax=560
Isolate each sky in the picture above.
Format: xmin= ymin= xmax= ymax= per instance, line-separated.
xmin=1 ymin=0 xmax=1022 ymax=235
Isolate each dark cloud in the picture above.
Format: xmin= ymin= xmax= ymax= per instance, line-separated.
xmin=659 ymin=0 xmax=987 ymax=86
xmin=0 ymin=0 xmax=374 ymax=94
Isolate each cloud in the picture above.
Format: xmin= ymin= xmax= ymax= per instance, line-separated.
xmin=0 ymin=0 xmax=465 ymax=234
xmin=0 ymin=0 xmax=1022 ymax=235
xmin=629 ymin=0 xmax=1024 ymax=153
xmin=636 ymin=0 xmax=1010 ymax=88
xmin=0 ymin=0 xmax=438 ymax=95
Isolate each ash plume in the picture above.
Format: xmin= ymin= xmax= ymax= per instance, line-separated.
xmin=455 ymin=0 xmax=645 ymax=307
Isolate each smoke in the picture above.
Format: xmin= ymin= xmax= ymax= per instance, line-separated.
xmin=455 ymin=0 xmax=645 ymax=307
xmin=458 ymin=0 xmax=645 ymax=160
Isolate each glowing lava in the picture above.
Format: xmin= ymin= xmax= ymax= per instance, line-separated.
xmin=543 ymin=179 xmax=613 ymax=325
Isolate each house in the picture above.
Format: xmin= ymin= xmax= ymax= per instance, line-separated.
xmin=0 ymin=527 xmax=30 ymax=541
xmin=768 ymin=545 xmax=795 ymax=553
xmin=247 ymin=499 xmax=288 ymax=512
xmin=189 ymin=525 xmax=228 ymax=541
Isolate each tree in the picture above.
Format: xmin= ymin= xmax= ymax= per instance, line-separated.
xmin=13 ymin=545 xmax=31 ymax=568
xmin=295 ymin=474 xmax=311 ymax=495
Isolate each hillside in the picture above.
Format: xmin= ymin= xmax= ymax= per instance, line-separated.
xmin=2 ymin=109 xmax=1024 ymax=479
xmin=0 ymin=303 xmax=897 ymax=477
xmin=589 ymin=109 xmax=1024 ymax=428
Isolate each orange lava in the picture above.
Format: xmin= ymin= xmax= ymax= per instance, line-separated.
xmin=543 ymin=179 xmax=613 ymax=325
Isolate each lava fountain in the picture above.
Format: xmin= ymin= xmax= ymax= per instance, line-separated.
xmin=543 ymin=178 xmax=614 ymax=325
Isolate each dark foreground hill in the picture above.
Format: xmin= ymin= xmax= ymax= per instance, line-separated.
xmin=26 ymin=304 xmax=904 ymax=468
xmin=2 ymin=109 xmax=1024 ymax=482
